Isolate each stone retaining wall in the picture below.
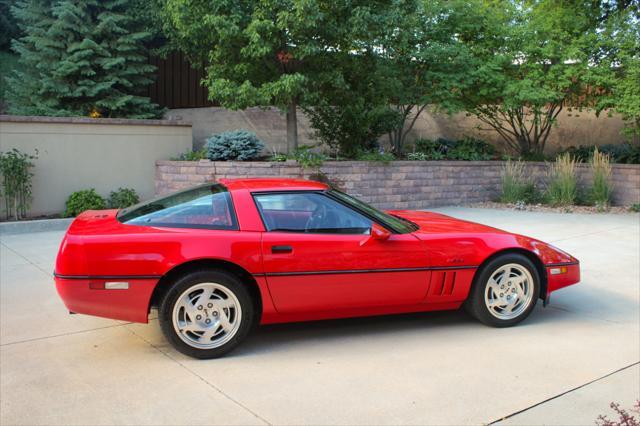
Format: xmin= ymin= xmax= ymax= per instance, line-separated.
xmin=156 ymin=160 xmax=640 ymax=208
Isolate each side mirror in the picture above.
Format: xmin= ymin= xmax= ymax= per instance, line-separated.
xmin=370 ymin=223 xmax=391 ymax=241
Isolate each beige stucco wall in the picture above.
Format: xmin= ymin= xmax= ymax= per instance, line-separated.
xmin=409 ymin=108 xmax=628 ymax=154
xmin=165 ymin=106 xmax=317 ymax=153
xmin=166 ymin=106 xmax=628 ymax=155
xmin=0 ymin=116 xmax=192 ymax=216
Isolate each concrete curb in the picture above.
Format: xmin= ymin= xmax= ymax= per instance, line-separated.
xmin=0 ymin=218 xmax=73 ymax=235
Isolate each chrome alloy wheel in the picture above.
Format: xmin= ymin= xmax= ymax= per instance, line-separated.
xmin=172 ymin=282 xmax=242 ymax=349
xmin=484 ymin=263 xmax=534 ymax=320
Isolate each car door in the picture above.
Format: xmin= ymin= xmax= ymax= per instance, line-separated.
xmin=253 ymin=191 xmax=430 ymax=313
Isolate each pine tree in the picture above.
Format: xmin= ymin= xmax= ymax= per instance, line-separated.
xmin=7 ymin=0 xmax=161 ymax=118
xmin=0 ymin=0 xmax=21 ymax=50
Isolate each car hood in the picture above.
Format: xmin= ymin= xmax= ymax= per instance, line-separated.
xmin=387 ymin=210 xmax=508 ymax=236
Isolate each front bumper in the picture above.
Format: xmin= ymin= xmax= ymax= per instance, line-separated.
xmin=54 ymin=275 xmax=158 ymax=323
xmin=546 ymin=262 xmax=580 ymax=298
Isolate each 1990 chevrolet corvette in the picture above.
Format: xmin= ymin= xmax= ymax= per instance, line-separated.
xmin=55 ymin=178 xmax=580 ymax=358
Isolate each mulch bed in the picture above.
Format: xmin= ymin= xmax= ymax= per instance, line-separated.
xmin=467 ymin=201 xmax=638 ymax=215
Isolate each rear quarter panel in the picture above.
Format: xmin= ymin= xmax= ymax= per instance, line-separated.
xmin=56 ymin=214 xmax=263 ymax=277
xmin=55 ymin=214 xmax=265 ymax=323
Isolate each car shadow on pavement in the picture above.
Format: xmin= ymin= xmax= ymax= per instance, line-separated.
xmin=231 ymin=304 xmax=568 ymax=358
xmin=145 ymin=284 xmax=629 ymax=360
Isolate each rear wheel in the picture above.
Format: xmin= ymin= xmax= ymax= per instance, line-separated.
xmin=465 ymin=253 xmax=540 ymax=327
xmin=159 ymin=269 xmax=254 ymax=359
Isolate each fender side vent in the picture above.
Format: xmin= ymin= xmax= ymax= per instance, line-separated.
xmin=429 ymin=271 xmax=457 ymax=296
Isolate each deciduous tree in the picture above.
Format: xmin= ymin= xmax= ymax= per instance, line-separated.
xmin=162 ymin=0 xmax=343 ymax=153
xmin=459 ymin=0 xmax=618 ymax=157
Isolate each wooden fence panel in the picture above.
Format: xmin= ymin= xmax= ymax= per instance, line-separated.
xmin=146 ymin=51 xmax=216 ymax=109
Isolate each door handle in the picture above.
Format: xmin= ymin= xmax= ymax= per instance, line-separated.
xmin=271 ymin=245 xmax=293 ymax=254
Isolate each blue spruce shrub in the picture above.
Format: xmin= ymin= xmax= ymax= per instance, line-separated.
xmin=206 ymin=130 xmax=265 ymax=161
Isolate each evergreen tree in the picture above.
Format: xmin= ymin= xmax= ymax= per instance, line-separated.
xmin=7 ymin=0 xmax=161 ymax=118
xmin=0 ymin=0 xmax=21 ymax=50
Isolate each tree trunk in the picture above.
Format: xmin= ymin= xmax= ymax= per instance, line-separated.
xmin=286 ymin=101 xmax=298 ymax=154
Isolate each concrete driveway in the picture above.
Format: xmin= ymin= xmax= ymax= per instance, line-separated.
xmin=1 ymin=207 xmax=638 ymax=425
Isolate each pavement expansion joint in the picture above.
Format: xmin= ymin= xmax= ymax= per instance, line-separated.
xmin=488 ymin=361 xmax=640 ymax=425
xmin=125 ymin=325 xmax=273 ymax=426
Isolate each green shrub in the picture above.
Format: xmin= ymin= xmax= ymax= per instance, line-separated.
xmin=64 ymin=189 xmax=106 ymax=217
xmin=561 ymin=143 xmax=640 ymax=164
xmin=413 ymin=137 xmax=493 ymax=160
xmin=206 ymin=130 xmax=265 ymax=161
xmin=519 ymin=152 xmax=549 ymax=162
xmin=500 ymin=159 xmax=539 ymax=204
xmin=108 ymin=187 xmax=140 ymax=209
xmin=630 ymin=203 xmax=640 ymax=213
xmin=546 ymin=154 xmax=578 ymax=206
xmin=589 ymin=148 xmax=613 ymax=210
xmin=305 ymin=101 xmax=401 ymax=159
xmin=292 ymin=146 xmax=326 ymax=169
xmin=355 ymin=150 xmax=395 ymax=163
xmin=448 ymin=137 xmax=495 ymax=161
xmin=173 ymin=148 xmax=207 ymax=161
xmin=561 ymin=145 xmax=593 ymax=162
xmin=414 ymin=138 xmax=450 ymax=159
xmin=603 ymin=143 xmax=640 ymax=164
xmin=0 ymin=148 xmax=37 ymax=220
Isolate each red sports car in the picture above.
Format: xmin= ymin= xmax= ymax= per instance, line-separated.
xmin=55 ymin=178 xmax=580 ymax=358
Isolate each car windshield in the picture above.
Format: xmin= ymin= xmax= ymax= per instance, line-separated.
xmin=327 ymin=189 xmax=418 ymax=234
xmin=117 ymin=184 xmax=238 ymax=230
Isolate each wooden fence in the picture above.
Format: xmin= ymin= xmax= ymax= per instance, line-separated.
xmin=146 ymin=51 xmax=216 ymax=109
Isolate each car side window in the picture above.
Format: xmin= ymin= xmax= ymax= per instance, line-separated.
xmin=253 ymin=192 xmax=372 ymax=234
xmin=118 ymin=184 xmax=238 ymax=230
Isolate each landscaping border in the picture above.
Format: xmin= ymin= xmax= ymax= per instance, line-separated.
xmin=156 ymin=161 xmax=640 ymax=208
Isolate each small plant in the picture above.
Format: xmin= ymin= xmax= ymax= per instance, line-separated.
xmin=546 ymin=153 xmax=578 ymax=207
xmin=500 ymin=159 xmax=538 ymax=204
xmin=64 ymin=189 xmax=106 ymax=217
xmin=269 ymin=148 xmax=288 ymax=162
xmin=206 ymin=130 xmax=264 ymax=161
xmin=0 ymin=148 xmax=38 ymax=220
xmin=308 ymin=172 xmax=345 ymax=190
xmin=407 ymin=152 xmax=429 ymax=161
xmin=589 ymin=147 xmax=613 ymax=211
xmin=292 ymin=146 xmax=326 ymax=169
xmin=173 ymin=148 xmax=207 ymax=161
xmin=355 ymin=150 xmax=395 ymax=164
xmin=596 ymin=400 xmax=639 ymax=426
xmin=630 ymin=203 xmax=640 ymax=213
xmin=108 ymin=187 xmax=139 ymax=209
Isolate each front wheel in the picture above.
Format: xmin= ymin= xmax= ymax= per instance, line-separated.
xmin=465 ymin=254 xmax=540 ymax=327
xmin=159 ymin=270 xmax=254 ymax=359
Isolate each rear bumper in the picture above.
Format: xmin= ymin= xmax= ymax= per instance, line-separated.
xmin=546 ymin=262 xmax=580 ymax=298
xmin=54 ymin=276 xmax=158 ymax=323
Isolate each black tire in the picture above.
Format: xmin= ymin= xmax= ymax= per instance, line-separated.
xmin=464 ymin=253 xmax=540 ymax=327
xmin=159 ymin=269 xmax=254 ymax=359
